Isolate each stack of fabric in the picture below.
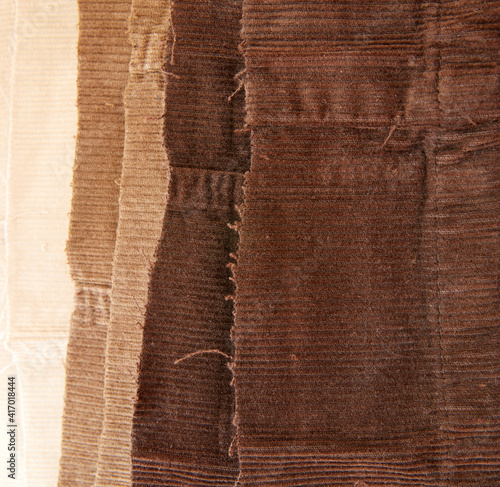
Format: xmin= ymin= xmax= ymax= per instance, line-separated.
xmin=4 ymin=0 xmax=499 ymax=486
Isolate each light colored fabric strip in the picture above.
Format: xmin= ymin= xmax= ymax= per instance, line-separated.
xmin=0 ymin=1 xmax=19 ymax=484
xmin=95 ymin=1 xmax=170 ymax=485
xmin=0 ymin=0 xmax=15 ymax=396
xmin=4 ymin=0 xmax=78 ymax=486
xmin=58 ymin=0 xmax=132 ymax=485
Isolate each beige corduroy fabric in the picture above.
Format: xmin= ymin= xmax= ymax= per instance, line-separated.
xmin=0 ymin=1 xmax=13 ymax=304
xmin=58 ymin=1 xmax=132 ymax=485
xmin=4 ymin=1 xmax=78 ymax=486
xmin=94 ymin=1 xmax=171 ymax=485
xmin=0 ymin=0 xmax=15 ymax=404
xmin=0 ymin=1 xmax=18 ymax=482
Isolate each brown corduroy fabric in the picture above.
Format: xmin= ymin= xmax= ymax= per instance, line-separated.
xmin=94 ymin=1 xmax=171 ymax=485
xmin=131 ymin=0 xmax=249 ymax=485
xmin=59 ymin=1 xmax=132 ymax=485
xmin=233 ymin=0 xmax=500 ymax=485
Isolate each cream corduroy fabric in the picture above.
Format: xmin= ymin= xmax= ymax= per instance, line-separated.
xmin=4 ymin=1 xmax=78 ymax=486
xmin=0 ymin=1 xmax=18 ymax=481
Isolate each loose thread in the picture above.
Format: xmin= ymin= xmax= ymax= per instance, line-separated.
xmin=228 ymin=69 xmax=247 ymax=102
xmin=227 ymin=221 xmax=241 ymax=232
xmin=174 ymin=349 xmax=232 ymax=365
xmin=139 ymin=248 xmax=152 ymax=268
xmin=165 ymin=71 xmax=181 ymax=79
xmin=170 ymin=17 xmax=177 ymax=66
xmin=382 ymin=113 xmax=402 ymax=148
xmin=129 ymin=293 xmax=143 ymax=314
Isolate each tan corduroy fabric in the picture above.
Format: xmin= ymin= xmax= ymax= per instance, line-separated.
xmin=94 ymin=1 xmax=171 ymax=485
xmin=5 ymin=1 xmax=77 ymax=485
xmin=58 ymin=1 xmax=132 ymax=485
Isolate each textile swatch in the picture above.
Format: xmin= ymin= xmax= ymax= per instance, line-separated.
xmin=0 ymin=1 xmax=15 ymax=451
xmin=94 ymin=1 xmax=171 ymax=485
xmin=58 ymin=0 xmax=131 ymax=485
xmin=0 ymin=0 xmax=13 ymax=294
xmin=131 ymin=0 xmax=250 ymax=485
xmin=4 ymin=0 xmax=77 ymax=485
xmin=233 ymin=0 xmax=500 ymax=485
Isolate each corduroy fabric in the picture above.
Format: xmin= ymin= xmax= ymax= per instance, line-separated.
xmin=58 ymin=1 xmax=132 ymax=485
xmin=0 ymin=0 xmax=15 ymax=439
xmin=131 ymin=0 xmax=249 ymax=485
xmin=0 ymin=0 xmax=13 ymax=293
xmin=4 ymin=1 xmax=78 ymax=485
xmin=94 ymin=1 xmax=171 ymax=485
xmin=233 ymin=0 xmax=500 ymax=485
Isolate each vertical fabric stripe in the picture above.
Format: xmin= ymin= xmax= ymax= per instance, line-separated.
xmin=58 ymin=1 xmax=131 ymax=485
xmin=131 ymin=0 xmax=249 ymax=485
xmin=94 ymin=1 xmax=171 ymax=485
xmin=4 ymin=0 xmax=77 ymax=485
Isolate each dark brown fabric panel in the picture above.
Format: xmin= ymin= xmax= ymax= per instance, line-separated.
xmin=163 ymin=0 xmax=249 ymax=172
xmin=132 ymin=171 xmax=242 ymax=486
xmin=234 ymin=0 xmax=500 ymax=485
xmin=132 ymin=0 xmax=249 ymax=484
xmin=235 ymin=126 xmax=441 ymax=454
xmin=435 ymin=4 xmax=500 ymax=476
xmin=436 ymin=141 xmax=500 ymax=485
xmin=133 ymin=168 xmax=243 ymax=463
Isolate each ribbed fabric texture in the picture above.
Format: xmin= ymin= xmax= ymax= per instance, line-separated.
xmin=0 ymin=4 xmax=14 ymax=451
xmin=3 ymin=1 xmax=77 ymax=485
xmin=58 ymin=1 xmax=131 ymax=485
xmin=131 ymin=0 xmax=249 ymax=485
xmin=42 ymin=1 xmax=499 ymax=486
xmin=94 ymin=1 xmax=171 ymax=485
xmin=232 ymin=0 xmax=500 ymax=485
